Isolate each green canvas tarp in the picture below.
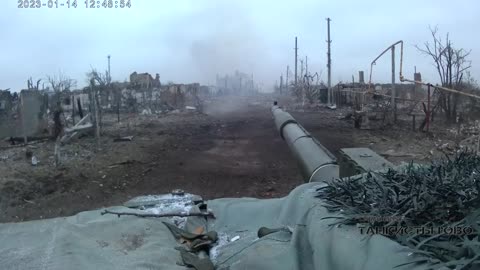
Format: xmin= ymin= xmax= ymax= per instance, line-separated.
xmin=0 ymin=183 xmax=440 ymax=270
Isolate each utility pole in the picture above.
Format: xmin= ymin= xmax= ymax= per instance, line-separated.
xmin=225 ymin=75 xmax=228 ymax=93
xmin=413 ymin=66 xmax=417 ymax=98
xmin=300 ymin=59 xmax=304 ymax=81
xmin=391 ymin=46 xmax=396 ymax=122
xmin=295 ymin=37 xmax=298 ymax=87
xmin=326 ymin=18 xmax=332 ymax=105
xmin=286 ymin=65 xmax=289 ymax=91
xmin=300 ymin=59 xmax=305 ymax=105
xmin=107 ymin=55 xmax=111 ymax=85
xmin=305 ymin=56 xmax=308 ymax=76
xmin=280 ymin=75 xmax=284 ymax=94
xmin=251 ymin=73 xmax=254 ymax=92
xmin=239 ymin=77 xmax=242 ymax=93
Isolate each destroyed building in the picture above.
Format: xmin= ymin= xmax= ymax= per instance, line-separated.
xmin=129 ymin=72 xmax=161 ymax=89
xmin=0 ymin=71 xmax=212 ymax=142
xmin=0 ymin=90 xmax=14 ymax=115
xmin=0 ymin=90 xmax=48 ymax=139
xmin=216 ymin=70 xmax=258 ymax=95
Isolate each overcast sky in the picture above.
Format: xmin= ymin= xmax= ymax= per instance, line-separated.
xmin=1 ymin=0 xmax=478 ymax=92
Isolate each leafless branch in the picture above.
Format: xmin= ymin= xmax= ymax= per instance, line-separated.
xmin=87 ymin=69 xmax=108 ymax=87
xmin=46 ymin=72 xmax=76 ymax=92
xmin=415 ymin=26 xmax=472 ymax=121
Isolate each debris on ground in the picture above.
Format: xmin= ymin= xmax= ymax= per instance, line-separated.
xmin=230 ymin=235 xmax=240 ymax=242
xmin=381 ymin=149 xmax=418 ymax=158
xmin=0 ymin=96 xmax=304 ymax=222
xmin=60 ymin=113 xmax=93 ymax=145
xmin=113 ymin=136 xmax=134 ymax=142
xmin=31 ymin=156 xmax=38 ymax=166
xmin=1 ymin=94 xmax=479 ymax=224
xmin=337 ymin=112 xmax=353 ymax=120
xmin=141 ymin=109 xmax=152 ymax=115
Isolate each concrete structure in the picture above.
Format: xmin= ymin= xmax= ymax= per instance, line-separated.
xmin=0 ymin=79 xmax=211 ymax=139
xmin=414 ymin=72 xmax=422 ymax=82
xmin=0 ymin=90 xmax=14 ymax=114
xmin=339 ymin=148 xmax=394 ymax=178
xmin=129 ymin=72 xmax=161 ymax=89
xmin=359 ymin=71 xmax=365 ymax=84
xmin=0 ymin=90 xmax=48 ymax=138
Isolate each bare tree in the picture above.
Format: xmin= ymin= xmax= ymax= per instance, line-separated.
xmin=45 ymin=73 xmax=77 ymax=143
xmin=303 ymin=73 xmax=321 ymax=104
xmin=290 ymin=81 xmax=302 ymax=101
xmin=86 ymin=69 xmax=109 ymax=108
xmin=47 ymin=73 xmax=77 ymax=92
xmin=415 ymin=26 xmax=472 ymax=121
xmin=27 ymin=77 xmax=41 ymax=90
xmin=86 ymin=69 xmax=110 ymax=144
xmin=87 ymin=69 xmax=108 ymax=87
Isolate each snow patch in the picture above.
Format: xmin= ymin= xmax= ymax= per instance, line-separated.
xmin=145 ymin=200 xmax=194 ymax=228
xmin=209 ymin=233 xmax=230 ymax=263
xmin=129 ymin=194 xmax=196 ymax=229
xmin=127 ymin=193 xmax=197 ymax=205
xmin=145 ymin=201 xmax=193 ymax=215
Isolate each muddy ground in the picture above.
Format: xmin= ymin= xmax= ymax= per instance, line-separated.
xmin=0 ymin=96 xmax=304 ymax=222
xmin=0 ymin=95 xmax=471 ymax=222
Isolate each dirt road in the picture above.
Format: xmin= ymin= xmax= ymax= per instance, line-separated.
xmin=0 ymin=96 xmax=304 ymax=222
xmin=1 ymin=94 xmax=455 ymax=223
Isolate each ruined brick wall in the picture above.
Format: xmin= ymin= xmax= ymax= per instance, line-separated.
xmin=19 ymin=90 xmax=48 ymax=136
xmin=0 ymin=90 xmax=13 ymax=115
xmin=0 ymin=91 xmax=16 ymax=138
xmin=0 ymin=90 xmax=48 ymax=138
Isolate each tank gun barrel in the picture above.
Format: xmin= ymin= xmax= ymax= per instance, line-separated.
xmin=272 ymin=104 xmax=339 ymax=182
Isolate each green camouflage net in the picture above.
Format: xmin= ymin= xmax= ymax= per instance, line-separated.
xmin=317 ymin=150 xmax=480 ymax=270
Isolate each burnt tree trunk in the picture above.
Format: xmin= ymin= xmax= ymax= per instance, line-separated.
xmin=53 ymin=106 xmax=63 ymax=139
xmin=77 ymin=98 xmax=84 ymax=119
xmin=419 ymin=102 xmax=428 ymax=132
